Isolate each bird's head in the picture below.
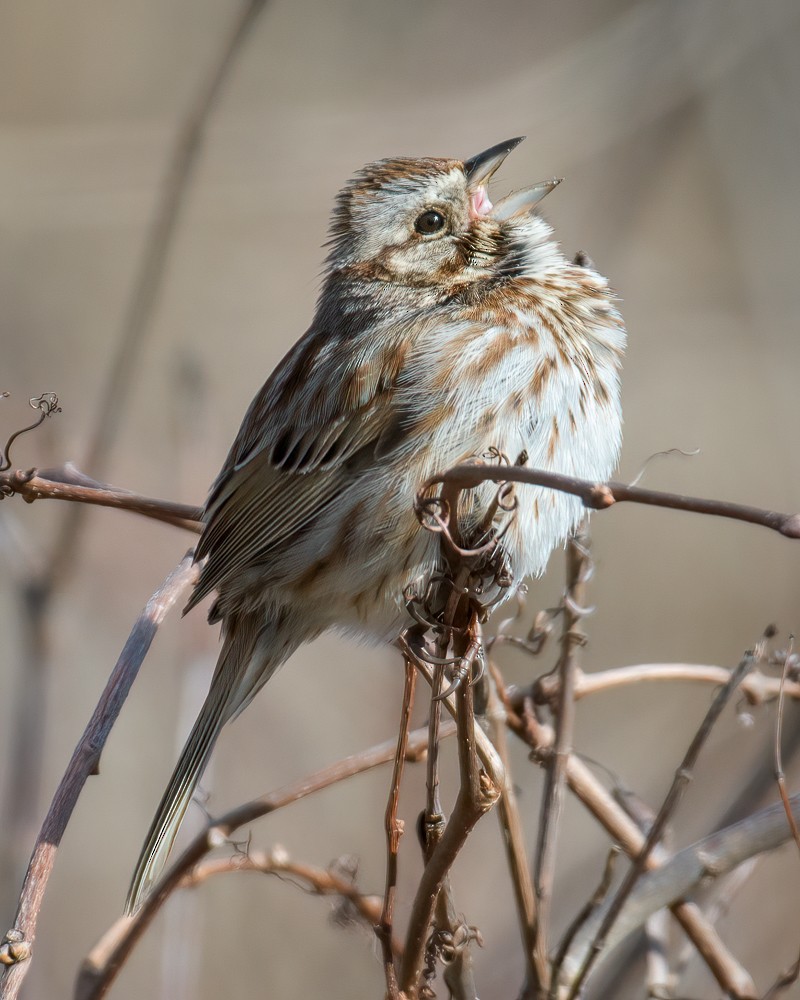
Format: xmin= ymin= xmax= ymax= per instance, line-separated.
xmin=326 ymin=137 xmax=561 ymax=289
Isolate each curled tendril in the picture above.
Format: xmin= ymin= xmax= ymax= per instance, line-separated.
xmin=434 ymin=639 xmax=484 ymax=702
xmin=0 ymin=392 xmax=61 ymax=473
xmin=628 ymin=445 xmax=700 ymax=488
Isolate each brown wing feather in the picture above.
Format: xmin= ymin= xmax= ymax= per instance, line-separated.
xmin=186 ymin=319 xmax=411 ymax=613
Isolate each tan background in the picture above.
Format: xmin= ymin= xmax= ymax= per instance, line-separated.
xmin=1 ymin=1 xmax=799 ymax=997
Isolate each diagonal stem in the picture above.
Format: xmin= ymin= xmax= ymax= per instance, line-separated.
xmin=485 ymin=668 xmax=545 ymax=994
xmin=0 ymin=555 xmax=198 ymax=1000
xmin=400 ymin=620 xmax=499 ymax=996
xmin=379 ymin=656 xmax=417 ymax=998
xmin=565 ymin=650 xmax=755 ymax=999
xmin=533 ymin=529 xmax=589 ymax=992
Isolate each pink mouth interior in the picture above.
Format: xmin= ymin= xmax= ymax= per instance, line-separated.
xmin=470 ymin=186 xmax=493 ymax=218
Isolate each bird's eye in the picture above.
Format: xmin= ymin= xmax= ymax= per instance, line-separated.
xmin=415 ymin=210 xmax=446 ymax=235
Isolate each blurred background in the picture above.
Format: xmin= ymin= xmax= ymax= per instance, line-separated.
xmin=1 ymin=1 xmax=799 ymax=997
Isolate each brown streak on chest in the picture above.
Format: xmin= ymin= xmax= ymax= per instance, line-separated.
xmin=530 ymin=355 xmax=556 ymax=399
xmin=547 ymin=416 xmax=560 ymax=462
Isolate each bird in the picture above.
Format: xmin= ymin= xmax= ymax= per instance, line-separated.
xmin=126 ymin=137 xmax=626 ymax=912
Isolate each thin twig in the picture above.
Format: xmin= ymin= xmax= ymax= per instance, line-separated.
xmin=672 ymin=857 xmax=758 ymax=988
xmin=566 ymin=650 xmax=756 ymax=999
xmin=532 ymin=662 xmax=800 ymax=707
xmin=494 ymin=682 xmax=757 ymax=999
xmin=485 ymin=667 xmax=544 ymax=994
xmin=774 ymin=635 xmax=800 ymax=860
xmin=551 ymin=847 xmax=619 ymax=988
xmin=379 ymin=656 xmax=417 ymax=999
xmin=533 ymin=529 xmax=590 ymax=988
xmin=181 ymin=848 xmax=391 ymax=952
xmin=763 ymin=949 xmax=800 ymax=1000
xmin=644 ymin=908 xmax=672 ymax=1000
xmin=81 ymin=0 xmax=270 ymax=489
xmin=0 ymin=0 xmax=267 ymax=918
xmin=563 ymin=793 xmax=800 ymax=975
xmin=400 ymin=624 xmax=500 ymax=996
xmin=75 ymin=721 xmax=452 ymax=1000
xmin=0 ymin=466 xmax=202 ymax=533
xmin=0 ymin=555 xmax=198 ymax=999
xmin=425 ymin=463 xmax=800 ymax=540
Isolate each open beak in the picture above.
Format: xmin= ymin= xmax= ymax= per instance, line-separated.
xmin=464 ymin=136 xmax=526 ymax=186
xmin=464 ymin=136 xmax=561 ymax=220
xmin=492 ymin=179 xmax=562 ymax=220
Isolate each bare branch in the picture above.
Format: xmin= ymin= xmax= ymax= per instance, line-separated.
xmin=533 ymin=529 xmax=591 ymax=989
xmin=493 ymin=680 xmax=758 ymax=999
xmin=563 ymin=794 xmax=800 ymax=982
xmin=379 ymin=657 xmax=417 ymax=998
xmin=485 ymin=669 xmax=544 ymax=993
xmin=0 ymin=555 xmax=198 ymax=999
xmin=565 ymin=649 xmax=755 ymax=999
xmin=183 ymin=848 xmax=391 ymax=952
xmin=0 ymin=465 xmax=202 ymax=533
xmin=531 ymin=662 xmax=800 ymax=707
xmin=425 ymin=463 xmax=800 ymax=540
xmin=400 ymin=625 xmax=502 ymax=996
xmin=774 ymin=636 xmax=800 ymax=860
xmin=75 ymin=721 xmax=452 ymax=1000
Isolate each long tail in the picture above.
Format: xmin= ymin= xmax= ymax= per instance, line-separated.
xmin=125 ymin=611 xmax=279 ymax=914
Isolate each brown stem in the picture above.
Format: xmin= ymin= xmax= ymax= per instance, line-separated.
xmin=531 ymin=661 xmax=800 ymax=707
xmin=400 ymin=624 xmax=499 ymax=996
xmin=426 ymin=463 xmax=800 ymax=540
xmin=494 ymin=681 xmax=757 ymax=1000
xmin=485 ymin=667 xmax=544 ymax=994
xmin=774 ymin=637 xmax=800 ymax=860
xmin=533 ymin=530 xmax=589 ymax=990
xmin=566 ymin=650 xmax=755 ymax=999
xmin=75 ymin=721 xmax=451 ymax=1000
xmin=0 ymin=466 xmax=202 ymax=532
xmin=184 ymin=850 xmax=394 ymax=954
xmin=0 ymin=555 xmax=198 ymax=999
xmin=379 ymin=656 xmax=417 ymax=999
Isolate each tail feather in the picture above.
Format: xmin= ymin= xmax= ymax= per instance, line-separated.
xmin=125 ymin=614 xmax=264 ymax=914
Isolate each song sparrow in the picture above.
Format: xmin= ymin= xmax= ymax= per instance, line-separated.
xmin=126 ymin=137 xmax=626 ymax=911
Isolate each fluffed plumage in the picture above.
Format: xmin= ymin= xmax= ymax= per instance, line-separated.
xmin=126 ymin=137 xmax=626 ymax=912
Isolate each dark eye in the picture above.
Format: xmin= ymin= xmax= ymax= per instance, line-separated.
xmin=415 ymin=210 xmax=446 ymax=235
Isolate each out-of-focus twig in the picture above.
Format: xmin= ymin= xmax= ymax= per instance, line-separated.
xmin=565 ymin=649 xmax=756 ymax=1000
xmin=0 ymin=0 xmax=269 ymax=927
xmin=644 ymin=908 xmax=672 ymax=999
xmin=80 ymin=0 xmax=270 ymax=493
xmin=763 ymin=949 xmax=800 ymax=1000
xmin=563 ymin=793 xmax=800 ymax=979
xmin=493 ymin=678 xmax=757 ymax=999
xmin=774 ymin=636 xmax=800 ymax=860
xmin=0 ymin=555 xmax=198 ymax=999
